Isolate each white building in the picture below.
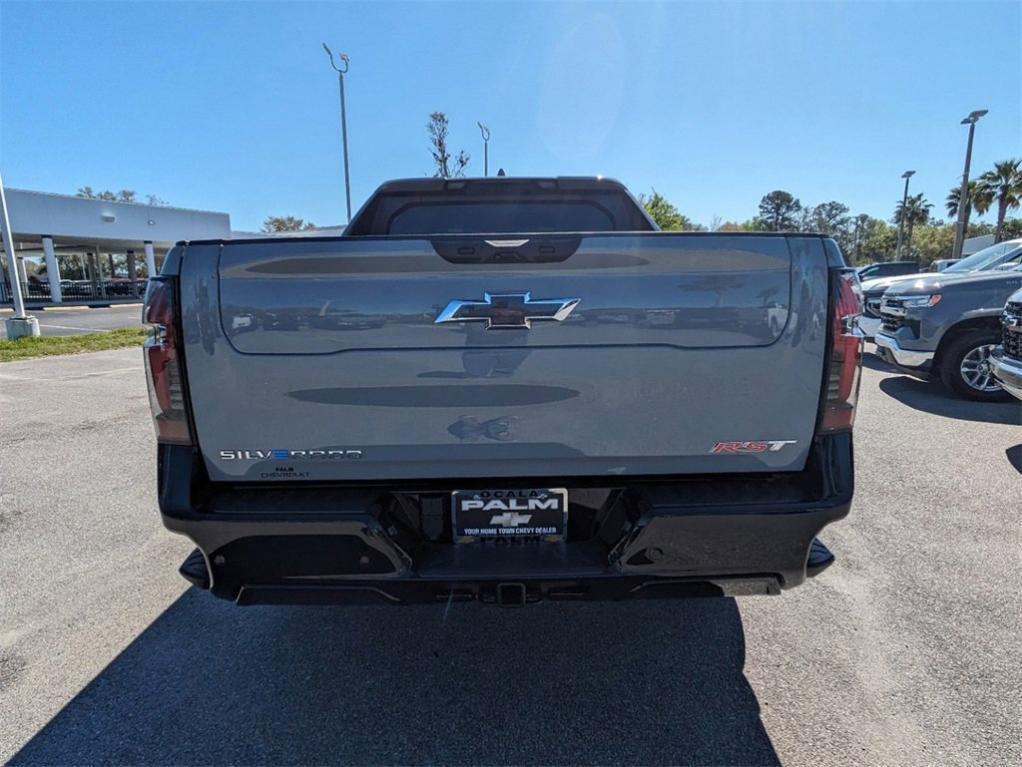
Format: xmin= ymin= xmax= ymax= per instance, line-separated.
xmin=1 ymin=188 xmax=230 ymax=305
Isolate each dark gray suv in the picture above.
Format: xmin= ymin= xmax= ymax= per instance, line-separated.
xmin=860 ymin=240 xmax=1022 ymax=339
xmin=874 ymin=243 xmax=1022 ymax=401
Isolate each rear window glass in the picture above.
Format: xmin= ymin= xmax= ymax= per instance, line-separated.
xmin=387 ymin=201 xmax=615 ymax=235
xmin=345 ymin=183 xmax=656 ymax=235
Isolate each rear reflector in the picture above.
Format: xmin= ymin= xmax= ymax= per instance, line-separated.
xmin=143 ymin=277 xmax=193 ymax=445
xmin=819 ymin=268 xmax=863 ymax=432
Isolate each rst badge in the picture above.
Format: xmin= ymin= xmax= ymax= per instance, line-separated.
xmin=452 ymin=488 xmax=568 ymax=542
xmin=710 ymin=440 xmax=798 ymax=454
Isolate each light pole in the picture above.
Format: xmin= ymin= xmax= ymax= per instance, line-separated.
xmin=477 ymin=123 xmax=490 ymax=177
xmin=951 ymin=109 xmax=988 ymax=261
xmin=894 ymin=170 xmax=915 ymax=260
xmin=322 ymin=43 xmax=352 ymax=222
xmin=0 ymin=170 xmax=40 ymax=338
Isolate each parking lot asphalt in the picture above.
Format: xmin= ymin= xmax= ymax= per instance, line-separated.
xmin=1 ymin=347 xmax=1019 ymax=766
xmin=0 ymin=304 xmax=142 ymax=339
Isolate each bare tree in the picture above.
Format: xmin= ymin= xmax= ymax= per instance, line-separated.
xmin=427 ymin=112 xmax=470 ymax=178
xmin=75 ymin=186 xmax=166 ymax=205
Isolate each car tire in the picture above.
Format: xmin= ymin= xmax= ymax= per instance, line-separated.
xmin=938 ymin=329 xmax=1012 ymax=402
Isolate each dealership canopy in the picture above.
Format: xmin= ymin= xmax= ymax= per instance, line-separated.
xmin=0 ymin=188 xmax=230 ymax=305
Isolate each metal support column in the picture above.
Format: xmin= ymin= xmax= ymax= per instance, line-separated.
xmin=96 ymin=250 xmax=107 ymax=298
xmin=42 ymin=235 xmax=62 ymax=303
xmin=127 ymin=249 xmax=138 ymax=298
xmin=0 ymin=170 xmax=40 ymax=336
xmin=144 ymin=240 xmax=157 ymax=279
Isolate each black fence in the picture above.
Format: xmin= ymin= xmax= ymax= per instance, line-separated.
xmin=0 ymin=279 xmax=149 ymax=305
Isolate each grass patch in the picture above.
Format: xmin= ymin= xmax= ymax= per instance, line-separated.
xmin=0 ymin=327 xmax=146 ymax=362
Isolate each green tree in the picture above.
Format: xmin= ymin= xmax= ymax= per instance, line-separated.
xmin=978 ymin=159 xmax=1022 ymax=242
xmin=262 ymin=216 xmax=316 ymax=232
xmin=998 ymin=218 xmax=1022 ymax=240
xmin=893 ymin=193 xmax=932 ymax=257
xmin=756 ymin=190 xmax=802 ymax=231
xmin=849 ymin=213 xmax=871 ymax=264
xmin=638 ymin=189 xmax=700 ymax=230
xmin=909 ymin=224 xmax=956 ymax=268
xmin=805 ymin=201 xmax=854 ymax=253
xmin=806 ymin=201 xmax=850 ymax=233
xmin=965 ymin=221 xmax=995 ymax=238
xmin=717 ymin=219 xmax=763 ymax=232
xmin=427 ymin=112 xmax=470 ymax=178
xmin=857 ymin=217 xmax=898 ymax=263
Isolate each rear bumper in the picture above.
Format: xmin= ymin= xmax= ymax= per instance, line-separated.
xmin=157 ymin=434 xmax=854 ymax=605
xmin=874 ymin=332 xmax=934 ymax=377
xmin=990 ymin=349 xmax=1022 ymax=401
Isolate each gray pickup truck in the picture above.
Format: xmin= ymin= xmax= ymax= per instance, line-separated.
xmin=143 ymin=177 xmax=862 ymax=607
xmin=874 ymin=256 xmax=1022 ymax=401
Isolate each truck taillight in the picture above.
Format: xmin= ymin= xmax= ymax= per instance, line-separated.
xmin=143 ymin=277 xmax=193 ymax=445
xmin=819 ymin=268 xmax=863 ymax=432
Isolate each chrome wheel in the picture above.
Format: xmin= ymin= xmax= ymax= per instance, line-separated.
xmin=959 ymin=344 xmax=1001 ymax=392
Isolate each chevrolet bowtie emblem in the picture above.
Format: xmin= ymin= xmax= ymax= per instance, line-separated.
xmin=435 ymin=292 xmax=580 ymax=329
xmin=489 ymin=511 xmax=533 ymax=527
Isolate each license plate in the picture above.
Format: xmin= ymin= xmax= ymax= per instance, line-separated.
xmin=452 ymin=488 xmax=568 ymax=542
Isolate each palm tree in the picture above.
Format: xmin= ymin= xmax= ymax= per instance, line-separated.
xmin=894 ymin=193 xmax=932 ymax=257
xmin=946 ymin=180 xmax=993 ymax=225
xmin=978 ymin=159 xmax=1022 ymax=242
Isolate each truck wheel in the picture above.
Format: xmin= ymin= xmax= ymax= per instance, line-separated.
xmin=938 ymin=329 xmax=1011 ymax=402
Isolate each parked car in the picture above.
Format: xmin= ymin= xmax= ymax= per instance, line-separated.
xmin=874 ymin=263 xmax=1022 ymax=400
xmin=143 ymin=176 xmax=861 ymax=607
xmin=856 ymin=260 xmax=918 ymax=281
xmin=990 ymin=288 xmax=1022 ymax=401
xmin=60 ymin=279 xmax=94 ymax=297
xmin=860 ymin=239 xmax=1022 ymax=339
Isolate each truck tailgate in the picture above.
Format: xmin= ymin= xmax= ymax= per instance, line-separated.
xmin=179 ymin=233 xmax=829 ymax=481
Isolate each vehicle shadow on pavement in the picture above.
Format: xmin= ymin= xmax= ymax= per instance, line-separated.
xmin=878 ymin=375 xmax=1022 ymax=426
xmin=11 ymin=590 xmax=779 ymax=766
xmin=1006 ymin=445 xmax=1022 ymax=475
xmin=861 ymin=350 xmax=895 ymax=372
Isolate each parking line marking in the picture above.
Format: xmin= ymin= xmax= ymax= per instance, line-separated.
xmin=0 ymin=366 xmax=140 ymax=382
xmin=36 ymin=323 xmax=110 ymax=332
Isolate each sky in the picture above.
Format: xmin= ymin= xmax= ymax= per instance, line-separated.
xmin=1 ymin=1 xmax=1020 ymax=232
